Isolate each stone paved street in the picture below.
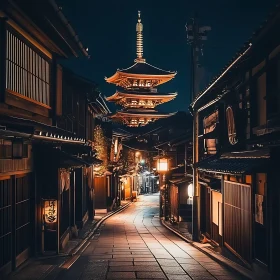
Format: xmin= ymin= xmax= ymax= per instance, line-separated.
xmin=51 ymin=194 xmax=246 ymax=280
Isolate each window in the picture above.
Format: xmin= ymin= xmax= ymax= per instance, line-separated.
xmin=0 ymin=140 xmax=12 ymax=159
xmin=203 ymin=110 xmax=218 ymax=154
xmin=226 ymin=107 xmax=237 ymax=145
xmin=266 ymin=59 xmax=280 ymax=117
xmin=0 ymin=140 xmax=28 ymax=159
xmin=6 ymin=29 xmax=50 ymax=106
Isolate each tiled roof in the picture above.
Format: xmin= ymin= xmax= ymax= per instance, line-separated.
xmin=169 ymin=176 xmax=191 ymax=185
xmin=196 ymin=152 xmax=269 ymax=174
xmin=117 ymin=109 xmax=176 ymax=116
xmin=119 ymin=61 xmax=176 ymax=75
xmin=118 ymin=90 xmax=177 ymax=96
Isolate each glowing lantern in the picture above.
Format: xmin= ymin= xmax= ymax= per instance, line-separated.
xmin=43 ymin=199 xmax=58 ymax=224
xmin=157 ymin=157 xmax=169 ymax=172
xmin=188 ymin=183 xmax=193 ymax=198
xmin=187 ymin=183 xmax=193 ymax=205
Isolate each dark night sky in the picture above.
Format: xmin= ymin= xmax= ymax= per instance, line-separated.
xmin=56 ymin=0 xmax=279 ymax=113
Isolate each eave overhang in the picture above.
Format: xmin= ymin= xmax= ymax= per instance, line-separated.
xmin=106 ymin=91 xmax=177 ymax=101
xmin=105 ymin=72 xmax=176 ymax=87
xmin=110 ymin=110 xmax=176 ymax=118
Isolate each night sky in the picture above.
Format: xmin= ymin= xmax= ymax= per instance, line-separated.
xmin=56 ymin=0 xmax=279 ymax=113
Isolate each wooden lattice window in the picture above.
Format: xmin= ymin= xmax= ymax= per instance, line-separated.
xmin=226 ymin=107 xmax=237 ymax=145
xmin=6 ymin=29 xmax=50 ymax=106
xmin=0 ymin=140 xmax=12 ymax=159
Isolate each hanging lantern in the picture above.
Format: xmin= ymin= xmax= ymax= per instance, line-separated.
xmin=188 ymin=183 xmax=193 ymax=198
xmin=187 ymin=183 xmax=193 ymax=205
xmin=43 ymin=199 xmax=58 ymax=224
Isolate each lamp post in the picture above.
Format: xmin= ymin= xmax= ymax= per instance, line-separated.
xmin=155 ymin=156 xmax=170 ymax=220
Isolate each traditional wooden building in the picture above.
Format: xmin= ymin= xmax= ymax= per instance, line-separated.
xmin=0 ymin=0 xmax=106 ymax=276
xmin=149 ymin=113 xmax=193 ymax=232
xmin=190 ymin=5 xmax=280 ymax=279
xmin=105 ymin=11 xmax=177 ymax=127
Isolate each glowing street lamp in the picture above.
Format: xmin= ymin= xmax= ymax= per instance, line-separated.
xmin=156 ymin=157 xmax=169 ymax=172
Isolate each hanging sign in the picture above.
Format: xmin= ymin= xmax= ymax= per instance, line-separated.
xmin=43 ymin=199 xmax=58 ymax=224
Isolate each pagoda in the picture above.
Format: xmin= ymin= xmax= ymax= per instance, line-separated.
xmin=105 ymin=11 xmax=177 ymax=127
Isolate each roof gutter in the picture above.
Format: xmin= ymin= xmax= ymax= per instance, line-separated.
xmin=191 ymin=43 xmax=252 ymax=110
xmin=48 ymin=0 xmax=89 ymax=57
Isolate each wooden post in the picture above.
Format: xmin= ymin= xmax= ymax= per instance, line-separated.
xmin=11 ymin=176 xmax=16 ymax=270
xmin=56 ymin=170 xmax=60 ymax=254
xmin=192 ymin=111 xmax=200 ymax=241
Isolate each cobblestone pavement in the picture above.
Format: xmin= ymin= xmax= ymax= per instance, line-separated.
xmin=50 ymin=194 xmax=246 ymax=280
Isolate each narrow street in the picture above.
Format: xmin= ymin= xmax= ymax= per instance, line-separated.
xmin=48 ymin=194 xmax=246 ymax=280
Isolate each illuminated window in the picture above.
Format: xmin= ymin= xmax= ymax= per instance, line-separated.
xmin=139 ymin=80 xmax=144 ymax=87
xmin=133 ymin=80 xmax=138 ymax=86
xmin=226 ymin=107 xmax=237 ymax=145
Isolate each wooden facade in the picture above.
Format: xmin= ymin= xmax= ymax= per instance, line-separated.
xmin=190 ymin=5 xmax=280 ymax=279
xmin=0 ymin=0 xmax=110 ymax=276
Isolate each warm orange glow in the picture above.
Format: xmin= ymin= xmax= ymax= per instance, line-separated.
xmin=43 ymin=199 xmax=58 ymax=224
xmin=188 ymin=183 xmax=193 ymax=198
xmin=157 ymin=158 xmax=169 ymax=172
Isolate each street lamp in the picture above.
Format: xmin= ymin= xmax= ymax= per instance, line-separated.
xmin=156 ymin=157 xmax=169 ymax=172
xmin=154 ymin=156 xmax=170 ymax=220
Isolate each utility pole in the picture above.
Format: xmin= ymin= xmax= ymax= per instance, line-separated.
xmin=186 ymin=14 xmax=211 ymax=241
xmin=186 ymin=14 xmax=211 ymax=102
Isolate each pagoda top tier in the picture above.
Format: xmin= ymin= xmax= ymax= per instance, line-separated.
xmin=105 ymin=11 xmax=177 ymax=88
xmin=105 ymin=61 xmax=176 ymax=88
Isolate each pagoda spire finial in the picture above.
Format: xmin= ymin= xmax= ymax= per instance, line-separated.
xmin=135 ymin=11 xmax=145 ymax=63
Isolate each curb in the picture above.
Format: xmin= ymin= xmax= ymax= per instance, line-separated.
xmin=161 ymin=218 xmax=253 ymax=280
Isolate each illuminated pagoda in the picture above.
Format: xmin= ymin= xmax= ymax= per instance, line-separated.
xmin=105 ymin=11 xmax=177 ymax=127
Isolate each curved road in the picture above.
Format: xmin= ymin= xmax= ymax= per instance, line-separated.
xmin=57 ymin=194 xmax=245 ymax=280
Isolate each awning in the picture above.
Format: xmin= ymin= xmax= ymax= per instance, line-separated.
xmin=82 ymin=155 xmax=103 ymax=165
xmin=57 ymin=149 xmax=90 ymax=168
xmin=169 ymin=176 xmax=191 ymax=185
xmin=196 ymin=149 xmax=270 ymax=175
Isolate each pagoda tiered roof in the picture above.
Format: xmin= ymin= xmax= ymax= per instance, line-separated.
xmin=105 ymin=11 xmax=177 ymax=127
xmin=106 ymin=90 xmax=177 ymax=108
xmin=110 ymin=109 xmax=176 ymax=127
xmin=118 ymin=61 xmax=176 ymax=75
xmin=105 ymin=61 xmax=176 ymax=88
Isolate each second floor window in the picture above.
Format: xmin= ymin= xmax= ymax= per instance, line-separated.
xmin=226 ymin=107 xmax=237 ymax=145
xmin=6 ymin=29 xmax=50 ymax=107
xmin=203 ymin=110 xmax=218 ymax=155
